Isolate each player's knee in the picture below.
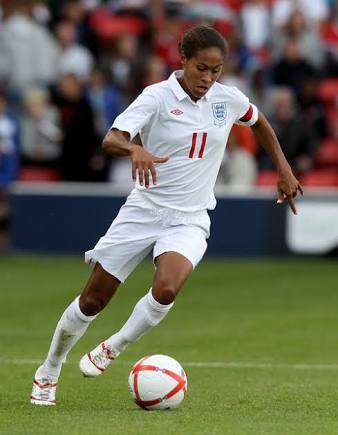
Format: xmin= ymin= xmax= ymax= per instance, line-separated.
xmin=153 ymin=281 xmax=178 ymax=305
xmin=79 ymin=293 xmax=106 ymax=316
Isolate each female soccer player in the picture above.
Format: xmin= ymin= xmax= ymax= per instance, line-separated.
xmin=31 ymin=25 xmax=302 ymax=405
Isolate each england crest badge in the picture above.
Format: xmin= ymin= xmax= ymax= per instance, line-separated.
xmin=212 ymin=102 xmax=227 ymax=127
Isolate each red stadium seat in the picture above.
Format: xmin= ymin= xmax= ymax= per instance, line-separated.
xmin=89 ymin=8 xmax=146 ymax=40
xmin=223 ymin=0 xmax=274 ymax=12
xmin=321 ymin=21 xmax=338 ymax=50
xmin=315 ymin=139 xmax=338 ymax=168
xmin=19 ymin=167 xmax=62 ymax=182
xmin=223 ymin=0 xmax=244 ymax=12
xmin=300 ymin=170 xmax=338 ymax=187
xmin=256 ymin=170 xmax=278 ymax=187
xmin=318 ymin=79 xmax=338 ymax=105
xmin=214 ymin=20 xmax=234 ymax=38
xmin=317 ymin=79 xmax=338 ymax=139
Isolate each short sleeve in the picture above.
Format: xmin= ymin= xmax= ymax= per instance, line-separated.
xmin=111 ymin=88 xmax=158 ymax=140
xmin=232 ymin=88 xmax=258 ymax=127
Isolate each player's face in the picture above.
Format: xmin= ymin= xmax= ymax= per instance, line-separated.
xmin=181 ymin=47 xmax=224 ymax=100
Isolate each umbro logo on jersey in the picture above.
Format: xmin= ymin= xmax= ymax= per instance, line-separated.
xmin=170 ymin=108 xmax=183 ymax=116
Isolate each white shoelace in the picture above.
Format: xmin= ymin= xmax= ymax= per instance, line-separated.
xmin=91 ymin=344 xmax=115 ymax=369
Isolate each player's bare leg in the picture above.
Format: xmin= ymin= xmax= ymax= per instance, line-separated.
xmin=79 ymin=264 xmax=121 ymax=315
xmin=31 ymin=264 xmax=120 ymax=405
xmin=79 ymin=252 xmax=193 ymax=377
xmin=152 ymin=251 xmax=193 ymax=304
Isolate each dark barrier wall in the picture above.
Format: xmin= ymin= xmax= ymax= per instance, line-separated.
xmin=11 ymin=194 xmax=126 ymax=254
xmin=10 ymin=183 xmax=288 ymax=256
xmin=207 ymin=197 xmax=288 ymax=256
xmin=10 ymin=182 xmax=338 ymax=256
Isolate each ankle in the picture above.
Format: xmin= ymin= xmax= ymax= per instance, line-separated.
xmin=36 ymin=363 xmax=59 ymax=381
xmin=106 ymin=334 xmax=128 ymax=355
xmin=40 ymin=360 xmax=62 ymax=379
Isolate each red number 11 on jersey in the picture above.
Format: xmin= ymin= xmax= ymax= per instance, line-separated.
xmin=189 ymin=132 xmax=207 ymax=159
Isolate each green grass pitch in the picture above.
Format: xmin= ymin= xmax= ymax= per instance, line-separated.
xmin=1 ymin=255 xmax=338 ymax=434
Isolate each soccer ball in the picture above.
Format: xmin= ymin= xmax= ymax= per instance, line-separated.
xmin=128 ymin=354 xmax=188 ymax=410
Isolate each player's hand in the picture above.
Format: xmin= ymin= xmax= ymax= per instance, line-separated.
xmin=129 ymin=146 xmax=169 ymax=188
xmin=276 ymin=167 xmax=303 ymax=215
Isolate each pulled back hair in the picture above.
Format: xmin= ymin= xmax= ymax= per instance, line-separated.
xmin=179 ymin=25 xmax=228 ymax=59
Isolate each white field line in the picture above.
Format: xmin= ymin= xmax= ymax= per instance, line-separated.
xmin=2 ymin=358 xmax=338 ymax=371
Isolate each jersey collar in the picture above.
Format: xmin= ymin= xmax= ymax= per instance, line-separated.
xmin=168 ymin=70 xmax=213 ymax=102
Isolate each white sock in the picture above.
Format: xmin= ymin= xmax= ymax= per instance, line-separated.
xmin=39 ymin=296 xmax=97 ymax=378
xmin=106 ymin=288 xmax=174 ymax=354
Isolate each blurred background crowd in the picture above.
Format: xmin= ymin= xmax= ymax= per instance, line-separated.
xmin=0 ymin=0 xmax=337 ymax=193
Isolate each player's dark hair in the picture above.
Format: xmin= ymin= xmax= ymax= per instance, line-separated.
xmin=179 ymin=25 xmax=228 ymax=59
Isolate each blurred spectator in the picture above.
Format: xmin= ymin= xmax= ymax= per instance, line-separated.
xmin=0 ymin=93 xmax=20 ymax=185
xmin=182 ymin=1 xmax=234 ymax=24
xmin=153 ymin=2 xmax=185 ymax=72
xmin=31 ymin=1 xmax=52 ymax=25
xmin=58 ymin=0 xmax=99 ymax=56
xmin=271 ymin=38 xmax=316 ymax=97
xmin=20 ymin=87 xmax=63 ymax=170
xmin=240 ymin=0 xmax=271 ymax=52
xmin=221 ymin=63 xmax=249 ymax=93
xmin=259 ymin=87 xmax=317 ymax=174
xmin=246 ymin=65 xmax=274 ymax=117
xmin=52 ymin=73 xmax=106 ymax=181
xmin=54 ymin=19 xmax=94 ymax=82
xmin=86 ymin=67 xmax=123 ymax=137
xmin=0 ymin=0 xmax=59 ymax=97
xmin=100 ymin=33 xmax=143 ymax=103
xmin=0 ymin=92 xmax=19 ymax=251
xmin=298 ymin=78 xmax=327 ymax=140
xmin=220 ymin=31 xmax=254 ymax=91
xmin=321 ymin=3 xmax=338 ymax=77
xmin=143 ymin=55 xmax=167 ymax=87
xmin=227 ymin=29 xmax=256 ymax=75
xmin=272 ymin=10 xmax=325 ymax=68
xmin=217 ymin=126 xmax=258 ymax=187
xmin=272 ymin=0 xmax=329 ymax=29
xmin=111 ymin=0 xmax=149 ymax=15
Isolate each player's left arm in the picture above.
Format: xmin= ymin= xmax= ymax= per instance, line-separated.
xmin=251 ymin=111 xmax=303 ymax=215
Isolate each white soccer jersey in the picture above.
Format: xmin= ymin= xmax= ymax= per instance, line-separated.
xmin=112 ymin=70 xmax=258 ymax=212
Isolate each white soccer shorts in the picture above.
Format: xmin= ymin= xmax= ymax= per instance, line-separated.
xmin=85 ymin=196 xmax=210 ymax=283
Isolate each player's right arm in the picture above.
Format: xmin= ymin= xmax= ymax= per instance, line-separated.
xmin=102 ymin=129 xmax=168 ymax=188
xmin=102 ymin=88 xmax=169 ymax=187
